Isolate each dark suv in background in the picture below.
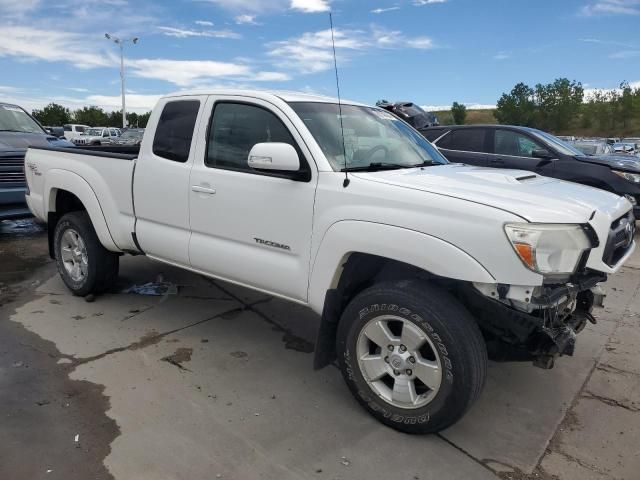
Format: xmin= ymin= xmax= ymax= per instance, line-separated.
xmin=0 ymin=102 xmax=73 ymax=220
xmin=376 ymin=101 xmax=440 ymax=132
xmin=423 ymin=125 xmax=640 ymax=216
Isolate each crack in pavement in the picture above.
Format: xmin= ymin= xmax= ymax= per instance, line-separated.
xmin=72 ymin=305 xmax=246 ymax=367
xmin=581 ymin=391 xmax=640 ymax=412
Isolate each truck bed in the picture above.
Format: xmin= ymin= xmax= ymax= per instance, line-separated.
xmin=24 ymin=146 xmax=139 ymax=252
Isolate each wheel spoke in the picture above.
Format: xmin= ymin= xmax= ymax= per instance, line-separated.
xmin=414 ymin=358 xmax=441 ymax=390
xmin=60 ymin=246 xmax=73 ymax=262
xmin=400 ymin=322 xmax=427 ymax=352
xmin=79 ymin=258 xmax=88 ymax=277
xmin=363 ymin=320 xmax=397 ymax=348
xmin=392 ymin=376 xmax=417 ymax=405
xmin=359 ymin=354 xmax=388 ymax=381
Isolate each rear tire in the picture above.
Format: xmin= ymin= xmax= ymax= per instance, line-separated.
xmin=54 ymin=211 xmax=119 ymax=296
xmin=336 ymin=280 xmax=487 ymax=434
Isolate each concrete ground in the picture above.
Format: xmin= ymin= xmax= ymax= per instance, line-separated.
xmin=1 ymin=219 xmax=639 ymax=480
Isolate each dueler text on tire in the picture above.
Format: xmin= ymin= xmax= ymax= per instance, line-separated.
xmin=54 ymin=211 xmax=119 ymax=296
xmin=336 ymin=280 xmax=487 ymax=434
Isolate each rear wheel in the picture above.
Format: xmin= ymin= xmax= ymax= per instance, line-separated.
xmin=336 ymin=280 xmax=487 ymax=434
xmin=54 ymin=211 xmax=119 ymax=296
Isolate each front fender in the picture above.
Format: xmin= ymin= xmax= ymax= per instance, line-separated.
xmin=307 ymin=220 xmax=495 ymax=313
xmin=45 ymin=169 xmax=119 ymax=251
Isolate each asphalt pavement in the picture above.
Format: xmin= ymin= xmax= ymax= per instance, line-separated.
xmin=1 ymin=218 xmax=638 ymax=480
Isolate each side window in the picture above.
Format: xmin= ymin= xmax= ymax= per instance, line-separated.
xmin=438 ymin=129 xmax=487 ymax=153
xmin=63 ymin=124 xmax=71 ymax=131
xmin=206 ymin=102 xmax=298 ymax=172
xmin=422 ymin=129 xmax=447 ymax=142
xmin=103 ymin=130 xmax=109 ymax=137
xmin=494 ymin=130 xmax=543 ymax=157
xmin=76 ymin=126 xmax=85 ymax=133
xmin=153 ymin=100 xmax=200 ymax=163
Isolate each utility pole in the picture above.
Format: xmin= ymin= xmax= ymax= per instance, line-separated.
xmin=105 ymin=33 xmax=139 ymax=129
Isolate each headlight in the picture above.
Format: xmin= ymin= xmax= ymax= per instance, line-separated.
xmin=504 ymin=223 xmax=592 ymax=275
xmin=613 ymin=170 xmax=640 ymax=184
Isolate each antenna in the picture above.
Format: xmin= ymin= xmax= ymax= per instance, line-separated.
xmin=329 ymin=12 xmax=349 ymax=188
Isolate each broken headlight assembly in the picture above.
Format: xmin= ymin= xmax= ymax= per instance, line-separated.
xmin=504 ymin=223 xmax=593 ymax=275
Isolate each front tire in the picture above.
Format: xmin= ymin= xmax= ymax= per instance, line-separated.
xmin=336 ymin=280 xmax=487 ymax=434
xmin=54 ymin=211 xmax=119 ymax=296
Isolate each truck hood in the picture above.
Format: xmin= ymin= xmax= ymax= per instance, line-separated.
xmin=577 ymin=154 xmax=640 ymax=172
xmin=354 ymin=164 xmax=629 ymax=223
xmin=0 ymin=131 xmax=74 ymax=150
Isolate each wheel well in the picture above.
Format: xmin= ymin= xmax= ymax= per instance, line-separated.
xmin=313 ymin=252 xmax=434 ymax=369
xmin=47 ymin=189 xmax=87 ymax=259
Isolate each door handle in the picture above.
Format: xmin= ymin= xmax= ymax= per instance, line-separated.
xmin=191 ymin=185 xmax=216 ymax=195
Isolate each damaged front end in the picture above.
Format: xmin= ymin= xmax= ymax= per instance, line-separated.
xmin=463 ymin=271 xmax=606 ymax=369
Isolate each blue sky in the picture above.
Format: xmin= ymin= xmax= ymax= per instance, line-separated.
xmin=1 ymin=0 xmax=639 ymax=113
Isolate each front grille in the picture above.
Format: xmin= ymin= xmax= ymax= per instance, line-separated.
xmin=0 ymin=156 xmax=26 ymax=184
xmin=603 ymin=211 xmax=635 ymax=267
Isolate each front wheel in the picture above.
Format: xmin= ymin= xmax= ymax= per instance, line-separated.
xmin=54 ymin=211 xmax=119 ymax=296
xmin=336 ymin=280 xmax=487 ymax=434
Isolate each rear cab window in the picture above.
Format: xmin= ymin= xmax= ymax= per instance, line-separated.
xmin=152 ymin=100 xmax=201 ymax=163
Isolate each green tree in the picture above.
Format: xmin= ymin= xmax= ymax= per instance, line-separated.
xmin=32 ymin=103 xmax=71 ymax=126
xmin=533 ymin=78 xmax=583 ymax=131
xmin=619 ymin=81 xmax=634 ymax=129
xmin=451 ymin=102 xmax=467 ymax=125
xmin=136 ymin=111 xmax=151 ymax=128
xmin=73 ymin=106 xmax=109 ymax=127
xmin=494 ymin=82 xmax=536 ymax=126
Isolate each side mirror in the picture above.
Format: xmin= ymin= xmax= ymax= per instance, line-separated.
xmin=532 ymin=148 xmax=554 ymax=159
xmin=248 ymin=143 xmax=300 ymax=172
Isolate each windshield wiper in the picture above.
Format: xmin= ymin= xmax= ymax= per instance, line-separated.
xmin=341 ymin=161 xmax=435 ymax=172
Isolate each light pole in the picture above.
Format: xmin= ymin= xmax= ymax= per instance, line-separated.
xmin=105 ymin=33 xmax=139 ymax=129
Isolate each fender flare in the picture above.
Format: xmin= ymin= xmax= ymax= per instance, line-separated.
xmin=45 ymin=169 xmax=119 ymax=252
xmin=307 ymin=221 xmax=495 ymax=314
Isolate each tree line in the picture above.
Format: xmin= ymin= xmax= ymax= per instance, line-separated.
xmin=492 ymin=79 xmax=640 ymax=134
xmin=31 ymin=103 xmax=151 ymax=128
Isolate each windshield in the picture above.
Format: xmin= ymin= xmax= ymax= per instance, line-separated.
xmin=530 ymin=129 xmax=584 ymax=156
xmin=85 ymin=128 xmax=103 ymax=136
xmin=288 ymin=102 xmax=448 ymax=171
xmin=573 ymin=143 xmax=599 ymax=155
xmin=0 ymin=104 xmax=45 ymax=134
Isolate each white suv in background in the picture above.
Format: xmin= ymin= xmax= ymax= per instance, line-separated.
xmin=72 ymin=127 xmax=121 ymax=145
xmin=63 ymin=124 xmax=90 ymax=141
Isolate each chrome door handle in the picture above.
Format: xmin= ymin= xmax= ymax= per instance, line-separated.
xmin=191 ymin=185 xmax=216 ymax=195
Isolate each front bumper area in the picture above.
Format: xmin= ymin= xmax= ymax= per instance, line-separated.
xmin=463 ymin=272 xmax=605 ymax=369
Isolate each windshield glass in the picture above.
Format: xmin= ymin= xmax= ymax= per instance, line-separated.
xmin=85 ymin=128 xmax=103 ymax=136
xmin=530 ymin=129 xmax=584 ymax=156
xmin=289 ymin=102 xmax=448 ymax=171
xmin=0 ymin=104 xmax=45 ymax=134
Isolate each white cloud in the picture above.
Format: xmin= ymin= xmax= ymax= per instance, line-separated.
xmin=235 ymin=14 xmax=259 ymax=24
xmin=158 ymin=26 xmax=241 ymax=39
xmin=269 ymin=26 xmax=436 ymax=73
xmin=195 ymin=20 xmax=214 ymax=26
xmin=0 ymin=0 xmax=40 ymax=13
xmin=85 ymin=93 xmax=161 ymax=111
xmin=0 ymin=25 xmax=113 ymax=69
xmin=371 ymin=6 xmax=400 ymax=14
xmin=579 ymin=37 xmax=636 ymax=47
xmin=581 ymin=0 xmax=640 ymax=16
xmin=413 ymin=0 xmax=448 ymax=5
xmin=493 ymin=51 xmax=510 ymax=60
xmin=583 ymin=80 xmax=640 ymax=100
xmin=290 ymin=0 xmax=330 ymax=12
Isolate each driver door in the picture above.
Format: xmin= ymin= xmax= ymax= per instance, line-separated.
xmin=188 ymin=96 xmax=318 ymax=302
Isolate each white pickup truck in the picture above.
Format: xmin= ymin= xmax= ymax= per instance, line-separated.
xmin=25 ymin=90 xmax=635 ymax=433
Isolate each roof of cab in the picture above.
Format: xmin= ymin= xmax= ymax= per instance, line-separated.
xmin=161 ymin=89 xmax=368 ymax=107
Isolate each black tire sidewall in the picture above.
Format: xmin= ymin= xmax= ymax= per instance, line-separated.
xmin=337 ymin=281 xmax=484 ymax=433
xmin=54 ymin=213 xmax=99 ymax=296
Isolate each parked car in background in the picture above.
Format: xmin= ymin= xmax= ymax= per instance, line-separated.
xmin=613 ymin=142 xmax=638 ymax=156
xmin=72 ymin=127 xmax=120 ymax=145
xmin=572 ymin=140 xmax=614 ymax=156
xmin=376 ymin=100 xmax=440 ymax=131
xmin=424 ymin=124 xmax=640 ymax=215
xmin=63 ymin=124 xmax=90 ymax=141
xmin=622 ymin=137 xmax=640 ymax=150
xmin=557 ymin=135 xmax=576 ymax=142
xmin=0 ymin=102 xmax=73 ymax=219
xmin=110 ymin=128 xmax=144 ymax=146
xmin=44 ymin=126 xmax=65 ymax=138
